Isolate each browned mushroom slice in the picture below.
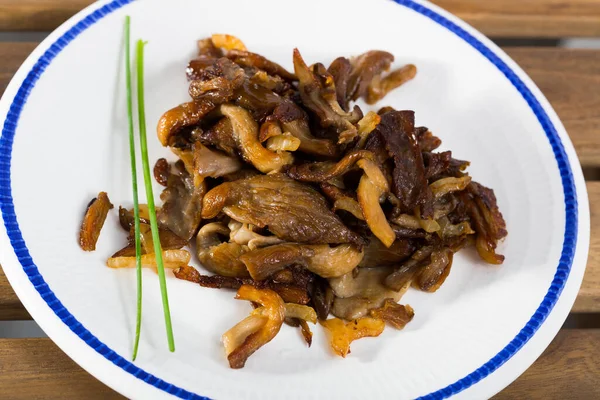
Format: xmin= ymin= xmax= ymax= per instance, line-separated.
xmin=356 ymin=159 xmax=395 ymax=248
xmin=220 ymin=104 xmax=293 ymax=173
xmin=107 ymin=249 xmax=191 ymax=270
xmin=223 ymin=285 xmax=285 ymax=369
xmin=226 ymin=49 xmax=296 ymax=81
xmin=200 ymin=117 xmax=237 ymax=156
xmin=413 ymin=247 xmax=454 ymax=292
xmin=193 ymin=142 xmax=243 ymax=182
xmin=346 ymin=50 xmax=394 ymax=101
xmin=462 ymin=182 xmax=507 ymax=264
xmin=329 ymin=267 xmax=410 ymax=320
xmin=359 ymin=236 xmax=415 ymax=268
xmin=327 ymin=57 xmax=352 ymax=111
xmin=366 ymin=110 xmax=432 ymax=216
xmin=430 ymin=176 xmax=472 ymax=199
xmin=271 ymin=103 xmax=338 ymax=158
xmin=320 ymin=317 xmax=385 ymax=358
xmin=211 ymin=34 xmax=247 ymax=51
xmin=416 ymin=128 xmax=442 ymax=152
xmin=79 ymin=192 xmax=114 ymax=251
xmin=196 ymin=223 xmax=250 ymax=278
xmin=240 ymin=242 xmax=363 ymax=281
xmin=188 ymin=58 xmax=246 ymax=102
xmin=384 ymin=245 xmax=435 ymax=291
xmin=233 ymin=80 xmax=283 ymax=120
xmin=369 ymin=299 xmax=414 ymax=330
xmin=293 ymin=49 xmax=361 ymax=144
xmin=366 ymin=64 xmax=417 ymax=104
xmin=286 ymin=150 xmax=376 ymax=182
xmin=240 ymin=243 xmax=313 ymax=281
xmin=157 ymin=161 xmax=205 ymax=241
xmin=202 ymin=174 xmax=364 ymax=247
xmin=157 ymin=100 xmax=216 ymax=146
xmin=320 ymin=183 xmax=365 ymax=220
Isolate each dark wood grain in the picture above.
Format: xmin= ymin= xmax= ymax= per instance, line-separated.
xmin=3 ymin=0 xmax=600 ymax=37
xmin=0 ymin=267 xmax=30 ymax=320
xmin=0 ymin=0 xmax=94 ymax=32
xmin=0 ymin=331 xmax=597 ymax=398
xmin=434 ymin=0 xmax=600 ymax=37
xmin=494 ymin=329 xmax=600 ymax=399
xmin=505 ymin=48 xmax=600 ymax=169
xmin=0 ymin=338 xmax=125 ymax=399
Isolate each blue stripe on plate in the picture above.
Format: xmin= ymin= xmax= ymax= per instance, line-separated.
xmin=0 ymin=0 xmax=578 ymax=399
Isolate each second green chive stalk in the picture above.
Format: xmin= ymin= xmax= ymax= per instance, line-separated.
xmin=124 ymin=16 xmax=143 ymax=361
xmin=136 ymin=39 xmax=176 ymax=352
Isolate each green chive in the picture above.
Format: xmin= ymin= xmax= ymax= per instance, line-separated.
xmin=136 ymin=39 xmax=176 ymax=352
xmin=124 ymin=16 xmax=144 ymax=361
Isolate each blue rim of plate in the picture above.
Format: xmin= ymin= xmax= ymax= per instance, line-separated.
xmin=0 ymin=0 xmax=578 ymax=399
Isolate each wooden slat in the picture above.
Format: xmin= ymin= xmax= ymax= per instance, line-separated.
xmin=433 ymin=0 xmax=600 ymax=38
xmin=0 ymin=44 xmax=598 ymax=319
xmin=2 ymin=1 xmax=600 ymax=37
xmin=0 ymin=338 xmax=124 ymax=399
xmin=573 ymin=181 xmax=600 ymax=312
xmin=505 ymin=48 xmax=600 ymax=170
xmin=494 ymin=329 xmax=600 ymax=399
xmin=0 ymin=1 xmax=93 ymax=32
xmin=0 ymin=330 xmax=598 ymax=398
xmin=0 ymin=267 xmax=30 ymax=320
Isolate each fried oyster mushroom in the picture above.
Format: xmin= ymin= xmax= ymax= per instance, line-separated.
xmin=84 ymin=34 xmax=508 ymax=369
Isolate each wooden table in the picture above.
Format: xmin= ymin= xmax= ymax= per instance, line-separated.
xmin=0 ymin=1 xmax=599 ymax=398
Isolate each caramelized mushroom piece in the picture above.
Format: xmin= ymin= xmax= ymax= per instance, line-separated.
xmin=79 ymin=192 xmax=113 ymax=251
xmin=286 ymin=150 xmax=376 ymax=183
xmin=202 ymin=174 xmax=364 ymax=247
xmin=272 ymin=103 xmax=338 ymax=157
xmin=329 ymin=267 xmax=410 ymax=320
xmin=293 ymin=49 xmax=361 ymax=144
xmin=211 ymin=34 xmax=247 ymax=51
xmin=320 ymin=317 xmax=385 ymax=357
xmin=193 ymin=142 xmax=242 ymax=182
xmin=223 ymin=285 xmax=285 ymax=369
xmin=157 ymin=161 xmax=205 ymax=241
xmin=107 ymin=249 xmax=191 ymax=270
xmin=366 ymin=110 xmax=432 ymax=216
xmin=157 ymin=100 xmax=216 ymax=147
xmin=220 ymin=104 xmax=293 ymax=173
xmin=366 ymin=64 xmax=417 ymax=104
xmin=226 ymin=49 xmax=296 ymax=81
xmin=413 ymin=247 xmax=453 ymax=292
xmin=196 ymin=223 xmax=249 ymax=278
xmin=346 ymin=50 xmax=394 ymax=101
xmin=356 ymin=159 xmax=395 ymax=248
xmin=369 ymin=299 xmax=414 ymax=329
xmin=240 ymin=243 xmax=363 ymax=281
xmin=188 ymin=58 xmax=246 ymax=102
xmin=359 ymin=237 xmax=415 ymax=268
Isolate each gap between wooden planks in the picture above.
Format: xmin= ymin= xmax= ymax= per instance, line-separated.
xmin=2 ymin=0 xmax=600 ymax=37
xmin=0 ymin=330 xmax=598 ymax=399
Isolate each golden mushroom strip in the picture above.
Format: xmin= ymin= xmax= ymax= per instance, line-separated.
xmin=221 ymin=104 xmax=294 ymax=173
xmin=356 ymin=159 xmax=395 ymax=247
xmin=224 ymin=285 xmax=285 ymax=369
xmin=320 ymin=317 xmax=385 ymax=357
xmin=107 ymin=249 xmax=191 ymax=269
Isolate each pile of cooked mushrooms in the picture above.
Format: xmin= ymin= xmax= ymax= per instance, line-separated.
xmin=80 ymin=34 xmax=507 ymax=368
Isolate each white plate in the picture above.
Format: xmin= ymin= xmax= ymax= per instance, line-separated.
xmin=0 ymin=0 xmax=590 ymax=398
